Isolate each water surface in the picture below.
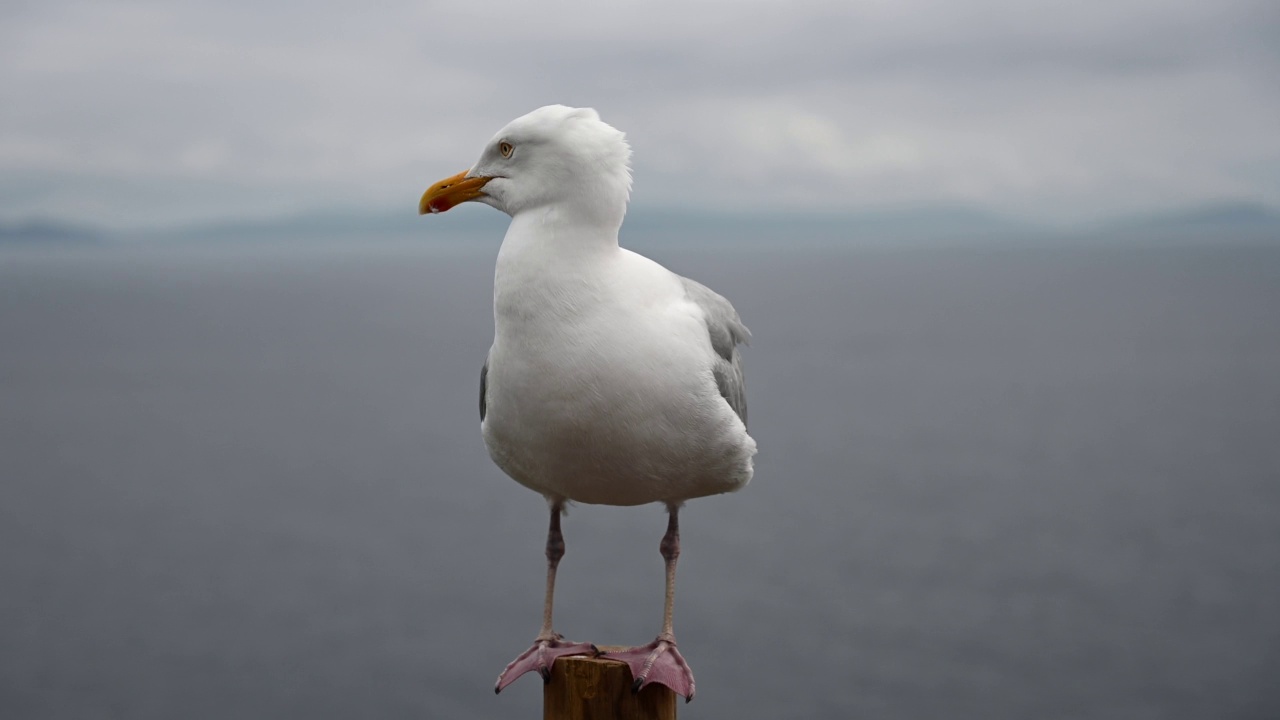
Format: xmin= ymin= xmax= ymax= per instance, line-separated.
xmin=2 ymin=240 xmax=1278 ymax=719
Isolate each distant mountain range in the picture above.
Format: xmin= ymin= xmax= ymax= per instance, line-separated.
xmin=0 ymin=220 xmax=103 ymax=244
xmin=1106 ymin=202 xmax=1280 ymax=234
xmin=3 ymin=202 xmax=1277 ymax=246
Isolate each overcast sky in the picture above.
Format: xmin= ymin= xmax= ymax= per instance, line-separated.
xmin=2 ymin=0 xmax=1278 ymax=230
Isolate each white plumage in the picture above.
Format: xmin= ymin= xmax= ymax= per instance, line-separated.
xmin=419 ymin=105 xmax=756 ymax=701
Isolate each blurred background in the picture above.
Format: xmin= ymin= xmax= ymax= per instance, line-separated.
xmin=2 ymin=1 xmax=1278 ymax=718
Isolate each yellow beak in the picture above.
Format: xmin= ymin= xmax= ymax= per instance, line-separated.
xmin=419 ymin=170 xmax=492 ymax=215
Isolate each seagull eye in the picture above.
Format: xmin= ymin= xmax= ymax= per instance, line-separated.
xmin=499 ymin=141 xmax=514 ymax=158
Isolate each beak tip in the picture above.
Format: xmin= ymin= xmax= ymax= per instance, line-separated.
xmin=419 ymin=169 xmax=486 ymax=217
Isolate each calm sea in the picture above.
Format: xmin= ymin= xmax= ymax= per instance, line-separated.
xmin=2 ymin=239 xmax=1278 ymax=719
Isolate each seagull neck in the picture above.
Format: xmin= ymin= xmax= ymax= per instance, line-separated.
xmin=494 ymin=208 xmax=621 ymax=329
xmin=507 ymin=205 xmax=622 ymax=253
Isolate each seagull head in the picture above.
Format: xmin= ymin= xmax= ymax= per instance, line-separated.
xmin=419 ymin=105 xmax=632 ymax=223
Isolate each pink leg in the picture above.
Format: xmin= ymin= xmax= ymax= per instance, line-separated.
xmin=605 ymin=506 xmax=697 ymax=702
xmin=494 ymin=501 xmax=597 ymax=693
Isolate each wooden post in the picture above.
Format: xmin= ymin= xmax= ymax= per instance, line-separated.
xmin=543 ymin=648 xmax=676 ymax=720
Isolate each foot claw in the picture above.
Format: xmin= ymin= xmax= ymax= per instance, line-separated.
xmin=494 ymin=636 xmax=596 ymax=693
xmin=605 ymin=637 xmax=696 ymax=701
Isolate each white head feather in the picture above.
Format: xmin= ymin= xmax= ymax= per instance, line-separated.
xmin=467 ymin=105 xmax=633 ymax=225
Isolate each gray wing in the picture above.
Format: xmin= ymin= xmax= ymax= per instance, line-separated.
xmin=479 ymin=359 xmax=488 ymax=421
xmin=680 ymin=276 xmax=750 ymax=428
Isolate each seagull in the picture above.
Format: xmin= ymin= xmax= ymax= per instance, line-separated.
xmin=418 ymin=105 xmax=756 ymax=702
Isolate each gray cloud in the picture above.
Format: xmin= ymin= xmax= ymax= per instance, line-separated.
xmin=2 ymin=0 xmax=1277 ymax=229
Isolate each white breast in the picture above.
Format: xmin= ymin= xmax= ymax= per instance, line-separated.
xmin=481 ymin=227 xmax=754 ymax=506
